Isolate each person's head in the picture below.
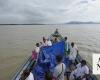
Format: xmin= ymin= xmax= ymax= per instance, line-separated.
xmin=20 ymin=69 xmax=30 ymax=80
xmin=54 ymin=37 xmax=58 ymax=42
xmin=36 ymin=43 xmax=39 ymax=47
xmin=71 ymin=42 xmax=74 ymax=47
xmin=81 ymin=60 xmax=87 ymax=67
xmin=43 ymin=37 xmax=46 ymax=42
xmin=43 ymin=36 xmax=46 ymax=40
xmin=30 ymin=66 xmax=33 ymax=72
xmin=56 ymin=28 xmax=58 ymax=32
xmin=56 ymin=55 xmax=63 ymax=64
xmin=64 ymin=37 xmax=67 ymax=41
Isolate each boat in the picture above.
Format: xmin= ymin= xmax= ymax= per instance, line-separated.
xmin=12 ymin=29 xmax=98 ymax=80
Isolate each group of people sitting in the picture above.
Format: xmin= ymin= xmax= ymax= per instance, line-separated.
xmin=20 ymin=36 xmax=90 ymax=80
xmin=52 ymin=37 xmax=89 ymax=80
xmin=33 ymin=36 xmax=61 ymax=59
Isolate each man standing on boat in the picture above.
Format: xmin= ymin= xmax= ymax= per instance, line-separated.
xmin=69 ymin=42 xmax=79 ymax=63
xmin=32 ymin=43 xmax=40 ymax=61
xmin=64 ymin=37 xmax=70 ymax=56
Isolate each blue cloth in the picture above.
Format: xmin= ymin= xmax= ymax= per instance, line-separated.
xmin=33 ymin=41 xmax=68 ymax=80
xmin=32 ymin=65 xmax=45 ymax=80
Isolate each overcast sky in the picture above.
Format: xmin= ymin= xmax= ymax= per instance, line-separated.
xmin=0 ymin=0 xmax=99 ymax=24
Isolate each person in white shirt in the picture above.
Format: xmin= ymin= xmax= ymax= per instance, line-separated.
xmin=42 ymin=37 xmax=48 ymax=46
xmin=35 ymin=43 xmax=40 ymax=54
xmin=69 ymin=42 xmax=78 ymax=63
xmin=47 ymin=39 xmax=52 ymax=46
xmin=20 ymin=69 xmax=34 ymax=80
xmin=53 ymin=55 xmax=66 ymax=80
xmin=26 ymin=72 xmax=34 ymax=80
xmin=70 ymin=60 xmax=89 ymax=80
xmin=42 ymin=37 xmax=52 ymax=46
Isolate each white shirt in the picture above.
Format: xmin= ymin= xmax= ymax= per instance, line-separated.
xmin=42 ymin=40 xmax=48 ymax=46
xmin=70 ymin=64 xmax=89 ymax=80
xmin=81 ymin=65 xmax=89 ymax=77
xmin=53 ymin=63 xmax=66 ymax=80
xmin=25 ymin=72 xmax=34 ymax=80
xmin=35 ymin=47 xmax=40 ymax=53
xmin=47 ymin=40 xmax=52 ymax=46
xmin=69 ymin=45 xmax=78 ymax=61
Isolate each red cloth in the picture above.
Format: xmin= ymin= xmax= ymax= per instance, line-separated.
xmin=32 ymin=50 xmax=37 ymax=60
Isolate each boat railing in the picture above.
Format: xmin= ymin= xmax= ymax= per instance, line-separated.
xmin=11 ymin=55 xmax=35 ymax=80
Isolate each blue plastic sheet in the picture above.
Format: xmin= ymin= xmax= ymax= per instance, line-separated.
xmin=33 ymin=41 xmax=67 ymax=80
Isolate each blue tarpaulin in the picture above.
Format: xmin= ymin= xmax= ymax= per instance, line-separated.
xmin=32 ymin=41 xmax=68 ymax=80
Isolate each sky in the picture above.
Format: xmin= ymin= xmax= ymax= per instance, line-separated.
xmin=0 ymin=0 xmax=100 ymax=24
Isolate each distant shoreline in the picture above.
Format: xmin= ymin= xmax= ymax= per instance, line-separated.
xmin=0 ymin=23 xmax=100 ymax=25
xmin=0 ymin=22 xmax=100 ymax=25
xmin=0 ymin=24 xmax=46 ymax=25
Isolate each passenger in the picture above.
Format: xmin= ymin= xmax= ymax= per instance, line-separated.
xmin=20 ymin=69 xmax=34 ymax=80
xmin=47 ymin=39 xmax=52 ymax=46
xmin=70 ymin=60 xmax=89 ymax=80
xmin=53 ymin=37 xmax=59 ymax=43
xmin=35 ymin=43 xmax=40 ymax=54
xmin=33 ymin=43 xmax=40 ymax=61
xmin=39 ymin=42 xmax=43 ymax=47
xmin=43 ymin=36 xmax=46 ymax=42
xmin=64 ymin=37 xmax=70 ymax=56
xmin=69 ymin=42 xmax=78 ymax=63
xmin=55 ymin=28 xmax=59 ymax=34
xmin=42 ymin=37 xmax=48 ymax=46
xmin=53 ymin=55 xmax=66 ymax=80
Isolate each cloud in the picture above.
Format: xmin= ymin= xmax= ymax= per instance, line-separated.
xmin=0 ymin=0 xmax=100 ymax=24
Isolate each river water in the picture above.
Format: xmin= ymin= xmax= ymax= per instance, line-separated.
xmin=0 ymin=24 xmax=100 ymax=79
